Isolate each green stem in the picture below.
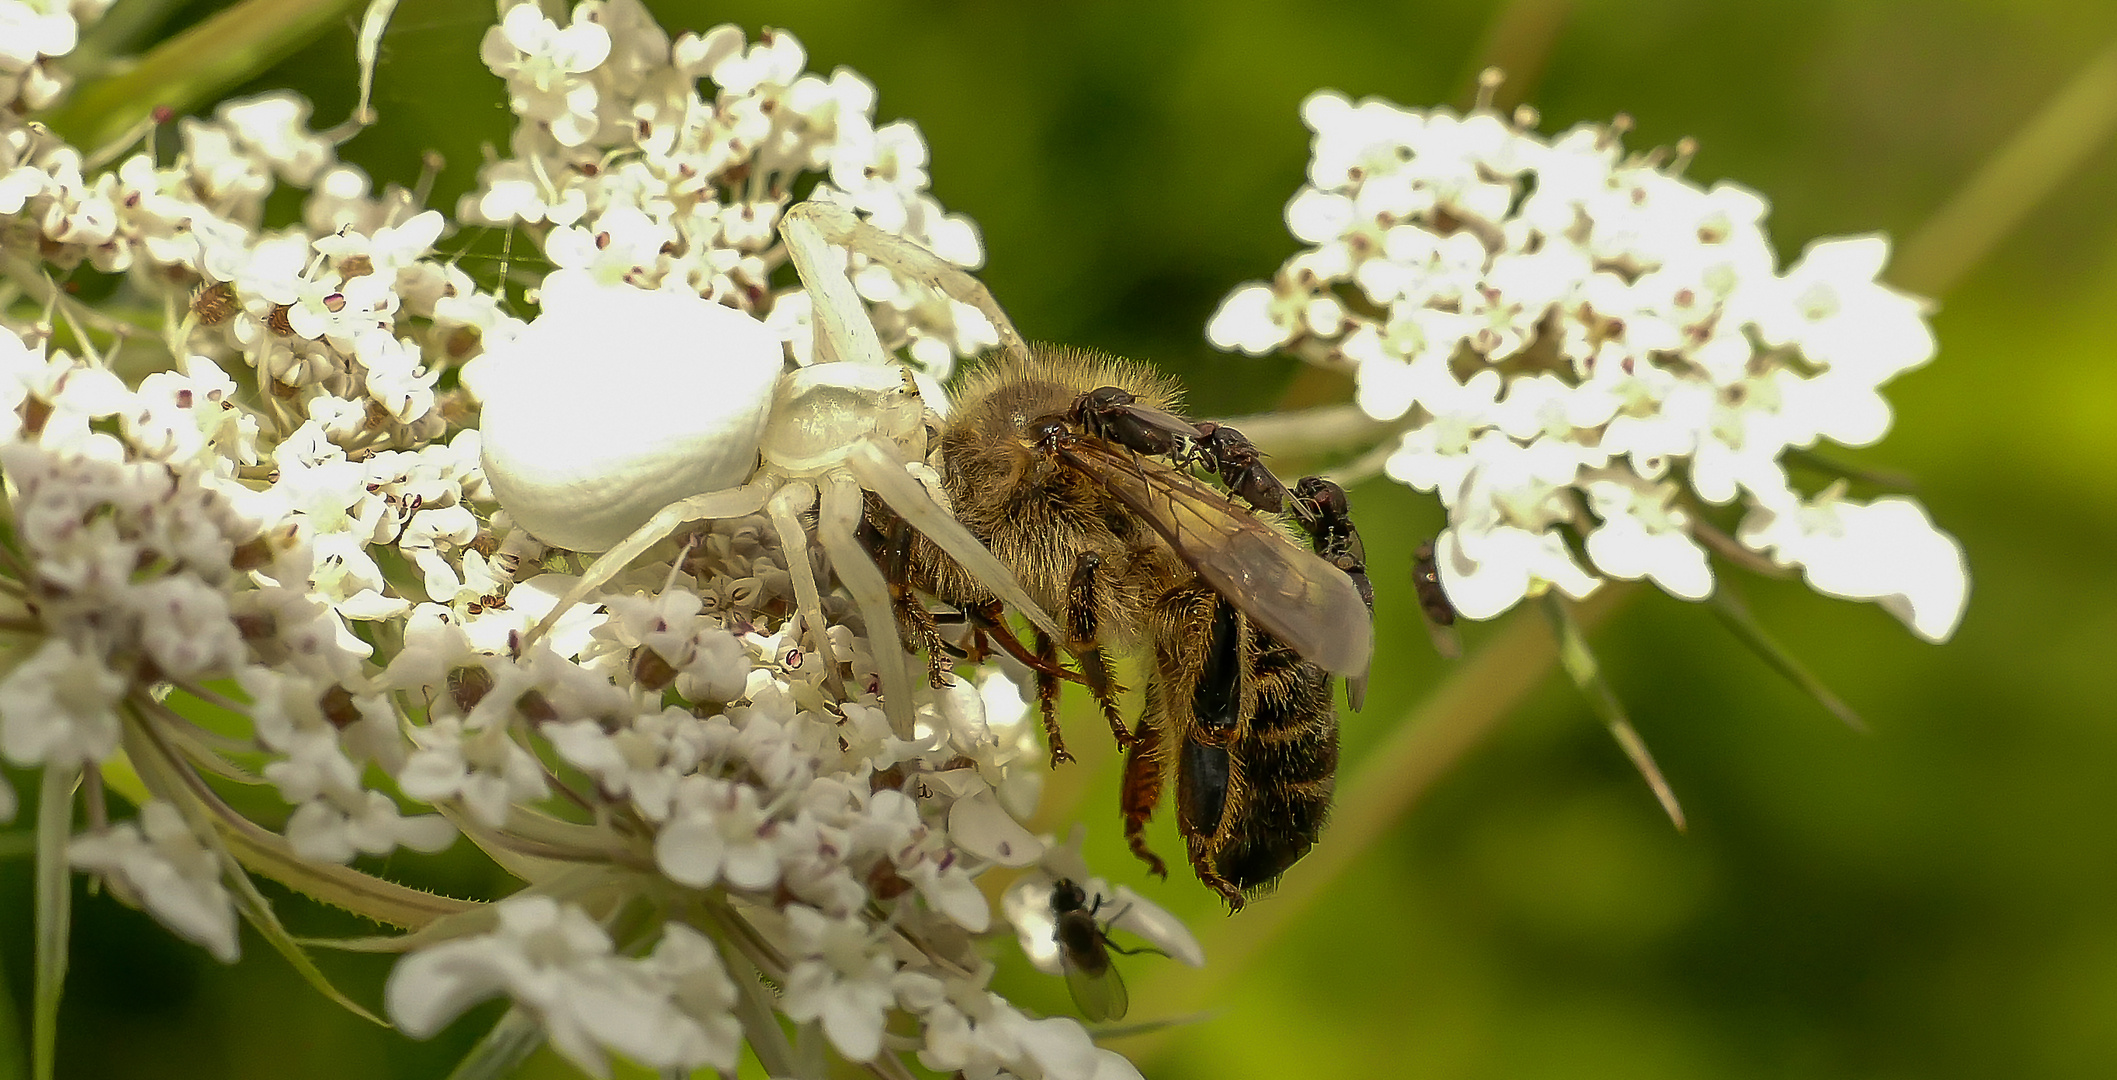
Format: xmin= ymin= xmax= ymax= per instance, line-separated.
xmin=1543 ymin=592 xmax=1686 ymax=832
xmin=31 ymin=767 xmax=77 ymax=1080
xmin=1894 ymin=35 xmax=2117 ymax=297
xmin=0 ymin=927 xmax=23 ymax=1080
xmin=441 ymin=1007 xmax=545 ymax=1080
xmin=1460 ymin=0 xmax=1575 ymax=111
xmin=43 ymin=0 xmax=368 ymax=156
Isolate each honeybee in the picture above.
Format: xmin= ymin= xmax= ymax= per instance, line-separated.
xmin=880 ymin=345 xmax=1372 ymax=909
xmin=1049 ymin=878 xmax=1160 ymax=1022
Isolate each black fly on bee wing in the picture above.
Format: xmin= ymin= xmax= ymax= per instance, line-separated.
xmin=1050 ymin=439 xmax=1374 ymax=679
xmin=1292 ymin=475 xmax=1375 ymax=710
xmin=1069 ymin=386 xmax=1201 ymax=461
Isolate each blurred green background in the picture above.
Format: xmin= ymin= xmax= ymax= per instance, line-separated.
xmin=9 ymin=0 xmax=2117 ymax=1077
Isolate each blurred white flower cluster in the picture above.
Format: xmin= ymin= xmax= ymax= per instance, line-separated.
xmin=0 ymin=2 xmax=1179 ymax=1077
xmin=1211 ymin=90 xmax=1968 ymax=641
xmin=0 ymin=0 xmax=112 ymax=110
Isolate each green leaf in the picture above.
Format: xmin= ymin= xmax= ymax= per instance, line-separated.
xmin=1707 ymin=582 xmax=1869 ymax=733
xmin=207 ymin=797 xmax=478 ymax=930
xmin=44 ymin=0 xmax=369 ymax=156
xmin=300 ymin=902 xmax=501 ymax=955
xmin=31 ymin=767 xmax=76 ymax=1080
xmin=120 ymin=712 xmax=476 ymax=930
xmin=1542 ymin=593 xmax=1687 ymax=832
xmin=218 ymin=840 xmax=392 ymax=1026
xmin=118 ymin=721 xmax=390 ymax=1026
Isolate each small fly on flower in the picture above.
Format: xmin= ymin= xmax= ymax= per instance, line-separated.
xmin=1050 ymin=878 xmax=1164 ymax=1023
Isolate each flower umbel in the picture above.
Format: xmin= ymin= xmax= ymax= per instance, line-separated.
xmin=1211 ymin=87 xmax=1968 ymax=640
xmin=0 ymin=2 xmax=1156 ymax=1078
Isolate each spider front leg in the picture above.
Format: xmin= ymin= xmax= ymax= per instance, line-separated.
xmin=525 ymin=478 xmax=777 ymax=648
xmin=817 ymin=469 xmax=920 ymax=738
xmin=764 ymin=481 xmax=843 ymax=697
xmin=782 ymin=201 xmax=1029 ymax=359
xmin=842 ymin=439 xmax=1064 ymax=644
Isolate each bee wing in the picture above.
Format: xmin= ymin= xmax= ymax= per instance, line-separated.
xmin=1056 ymin=440 xmax=1374 ymax=677
xmin=1062 ymin=952 xmax=1129 ymax=1023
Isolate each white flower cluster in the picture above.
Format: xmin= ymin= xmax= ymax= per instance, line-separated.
xmin=0 ymin=0 xmax=112 ymax=111
xmin=0 ymin=3 xmax=1185 ymax=1077
xmin=1211 ymin=91 xmax=1968 ymax=640
xmin=461 ymin=0 xmax=995 ymax=377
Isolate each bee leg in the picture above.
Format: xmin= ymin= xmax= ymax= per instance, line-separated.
xmin=970 ymin=603 xmax=1093 ymax=687
xmin=1120 ymin=717 xmax=1168 ymax=879
xmin=1064 ymin=553 xmax=1132 ymax=747
xmin=1078 ymin=648 xmax=1130 ymax=746
xmin=1031 ymin=629 xmax=1074 ymax=767
xmin=901 ymin=599 xmax=954 ymax=688
xmin=874 ymin=515 xmax=955 ymax=688
xmin=1189 ymin=855 xmax=1247 ymax=914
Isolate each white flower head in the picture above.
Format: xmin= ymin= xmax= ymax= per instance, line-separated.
xmin=386 ymin=896 xmax=736 ymax=1077
xmin=0 ymin=6 xmax=1174 ymax=1079
xmin=1215 ymin=90 xmax=1966 ymax=637
xmin=72 ymin=802 xmax=240 ymax=962
xmin=0 ymin=637 xmax=126 ymax=768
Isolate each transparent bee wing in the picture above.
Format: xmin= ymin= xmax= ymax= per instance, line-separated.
xmin=1062 ymin=951 xmax=1129 ymax=1023
xmin=1057 ymin=440 xmax=1374 ymax=677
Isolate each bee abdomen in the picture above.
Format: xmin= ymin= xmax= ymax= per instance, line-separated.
xmin=1215 ymin=642 xmax=1337 ymax=892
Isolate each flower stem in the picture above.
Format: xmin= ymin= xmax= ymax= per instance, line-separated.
xmin=441 ymin=1006 xmax=545 ymax=1080
xmin=1895 ymin=35 xmax=2117 ymax=296
xmin=44 ymin=0 xmax=369 ymax=157
xmin=31 ymin=766 xmax=77 ymax=1080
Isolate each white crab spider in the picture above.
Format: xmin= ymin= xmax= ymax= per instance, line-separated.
xmin=511 ymin=202 xmax=1060 ymax=736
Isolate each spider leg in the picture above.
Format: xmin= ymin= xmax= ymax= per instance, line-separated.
xmin=818 ymin=470 xmax=920 ymax=738
xmin=524 ymin=478 xmax=776 ymax=648
xmin=843 ymin=438 xmax=1063 ymax=643
xmin=781 ymin=202 xmax=894 ymax=367
xmin=782 ymin=201 xmax=1029 ymax=359
xmin=765 ymin=481 xmax=843 ymax=698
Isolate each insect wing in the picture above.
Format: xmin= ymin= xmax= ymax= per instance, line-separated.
xmin=1110 ymin=400 xmax=1202 ymax=445
xmin=1061 ymin=945 xmax=1130 ymax=1022
xmin=1057 ymin=440 xmax=1373 ymax=677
